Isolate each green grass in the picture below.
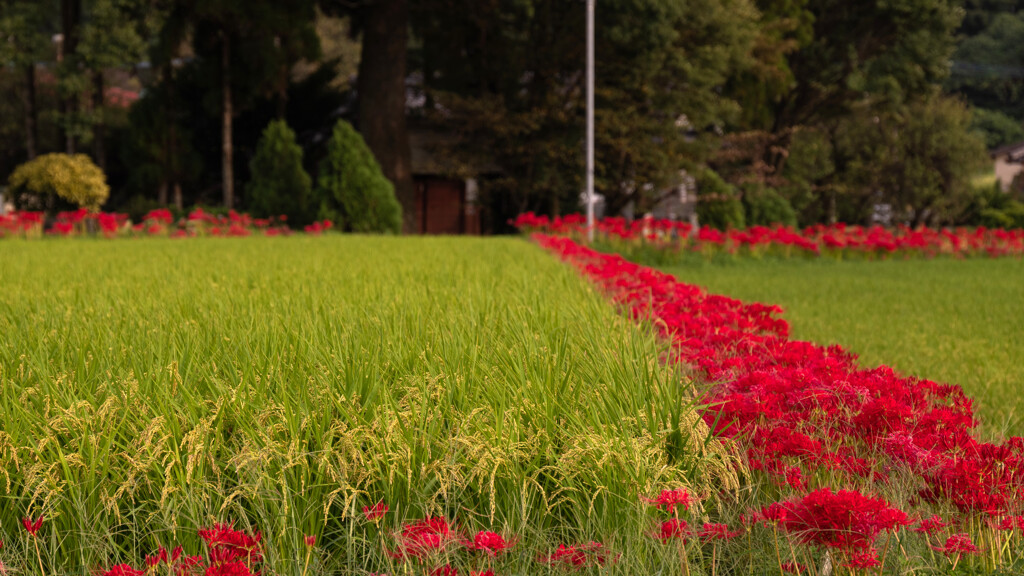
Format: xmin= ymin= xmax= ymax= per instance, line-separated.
xmin=0 ymin=236 xmax=738 ymax=575
xmin=656 ymin=257 xmax=1024 ymax=438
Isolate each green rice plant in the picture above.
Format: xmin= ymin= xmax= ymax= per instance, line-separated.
xmin=0 ymin=236 xmax=740 ymax=575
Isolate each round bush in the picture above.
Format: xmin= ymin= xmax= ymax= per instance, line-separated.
xmin=696 ymin=169 xmax=745 ymax=230
xmin=8 ymin=153 xmax=109 ymax=210
xmin=743 ymin=186 xmax=798 ymax=227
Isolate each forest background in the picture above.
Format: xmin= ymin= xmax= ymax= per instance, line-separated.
xmin=2 ymin=0 xmax=1023 ymax=233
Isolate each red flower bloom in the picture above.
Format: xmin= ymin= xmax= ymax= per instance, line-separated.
xmin=931 ymin=533 xmax=979 ymax=556
xmin=538 ymin=542 xmax=614 ymax=568
xmin=198 ymin=523 xmax=262 ymax=565
xmin=465 ymin=531 xmax=515 ymax=556
xmin=698 ymin=523 xmax=742 ymax=541
xmin=21 ymin=516 xmax=43 ymax=537
xmin=780 ymin=561 xmax=806 ymax=574
xmin=912 ymin=515 xmax=948 ymax=535
xmin=363 ymin=501 xmax=388 ymax=522
xmin=203 ymin=561 xmax=253 ymax=576
xmin=104 ymin=565 xmax=144 ymax=576
xmin=652 ymin=519 xmax=691 ymax=543
xmin=641 ymin=489 xmax=692 ymax=513
xmin=390 ymin=518 xmax=459 ymax=559
xmin=429 ymin=566 xmax=457 ymax=576
xmin=845 ymin=549 xmax=881 ymax=569
xmin=304 ymin=535 xmax=316 ymax=547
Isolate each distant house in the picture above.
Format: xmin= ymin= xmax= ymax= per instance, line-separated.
xmin=990 ymin=140 xmax=1024 ymax=192
xmin=409 ymin=127 xmax=500 ymax=235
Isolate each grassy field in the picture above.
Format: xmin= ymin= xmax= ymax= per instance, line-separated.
xmin=0 ymin=236 xmax=737 ymax=575
xmin=657 ymin=257 xmax=1024 ymax=438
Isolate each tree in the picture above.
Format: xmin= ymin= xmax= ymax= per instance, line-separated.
xmin=724 ymin=0 xmax=962 ymax=183
xmin=77 ymin=0 xmax=149 ymax=172
xmin=8 ymin=153 xmax=109 ymax=210
xmin=832 ymin=97 xmax=990 ymax=225
xmin=315 ymin=120 xmax=402 ymax=234
xmin=247 ymin=119 xmax=311 ymax=223
xmin=412 ymin=0 xmax=758 ymax=217
xmin=320 ymin=0 xmax=416 ymax=232
xmin=168 ymin=0 xmax=318 ymax=208
xmin=0 ymin=0 xmax=52 ymax=161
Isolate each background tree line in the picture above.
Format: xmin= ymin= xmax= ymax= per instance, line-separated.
xmin=0 ymin=0 xmax=1022 ymax=231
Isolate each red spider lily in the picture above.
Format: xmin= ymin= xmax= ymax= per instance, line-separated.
xmin=844 ymin=549 xmax=881 ymax=569
xmin=931 ymin=533 xmax=980 ymax=556
xmin=304 ymin=535 xmax=316 ymax=547
xmin=20 ymin=516 xmax=43 ymax=537
xmin=780 ymin=561 xmax=806 ymax=574
xmin=429 ymin=566 xmax=457 ymax=576
xmin=469 ymin=571 xmax=494 ymax=576
xmin=103 ymin=565 xmax=144 ymax=576
xmin=538 ymin=542 xmax=614 ymax=568
xmin=768 ymin=489 xmax=909 ymax=552
xmin=173 ymin=556 xmax=206 ymax=576
xmin=912 ymin=515 xmax=948 ymax=535
xmin=698 ymin=523 xmax=742 ymax=541
xmin=751 ymin=503 xmax=787 ymax=526
xmin=995 ymin=515 xmax=1024 ymax=531
xmin=641 ymin=489 xmax=692 ymax=513
xmin=532 ymin=233 xmax=1024 ymax=520
xmin=203 ymin=560 xmax=253 ymax=576
xmin=363 ymin=501 xmax=388 ymax=521
xmin=198 ymin=524 xmax=262 ymax=565
xmin=390 ymin=518 xmax=460 ymax=559
xmin=146 ymin=547 xmax=169 ymax=567
xmin=465 ymin=531 xmax=515 ymax=556
xmin=651 ymin=519 xmax=691 ymax=543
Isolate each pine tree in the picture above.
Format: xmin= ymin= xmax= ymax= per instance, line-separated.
xmin=315 ymin=120 xmax=402 ymax=234
xmin=247 ymin=120 xmax=312 ymax=224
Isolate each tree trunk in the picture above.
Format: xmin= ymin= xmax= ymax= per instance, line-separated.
xmin=22 ymin=64 xmax=37 ymax=160
xmin=93 ymin=70 xmax=106 ymax=172
xmin=358 ymin=0 xmax=415 ymax=233
xmin=173 ymin=183 xmax=183 ymax=211
xmin=61 ymin=0 xmax=81 ymax=155
xmin=222 ymin=31 xmax=234 ymax=209
xmin=277 ymin=35 xmax=288 ymax=119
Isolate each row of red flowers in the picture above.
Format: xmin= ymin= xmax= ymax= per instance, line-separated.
xmin=0 ymin=209 xmax=334 ymax=238
xmin=515 ymin=213 xmax=1024 ymax=258
xmin=533 ymin=232 xmax=1024 ymax=573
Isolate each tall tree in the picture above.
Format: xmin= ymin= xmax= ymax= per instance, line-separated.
xmin=0 ymin=0 xmax=51 ymax=160
xmin=723 ymin=0 xmax=962 ymax=185
xmin=78 ymin=0 xmax=148 ymax=172
xmin=169 ymin=0 xmax=318 ymax=208
xmin=412 ymin=0 xmax=757 ymax=216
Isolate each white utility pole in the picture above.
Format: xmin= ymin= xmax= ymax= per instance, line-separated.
xmin=585 ymin=0 xmax=596 ymax=243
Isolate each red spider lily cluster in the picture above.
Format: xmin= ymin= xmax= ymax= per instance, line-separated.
xmin=515 ymin=212 xmax=1024 ymax=258
xmin=0 ymin=209 xmax=333 ymax=239
xmin=92 ymin=523 xmax=261 ymax=576
xmin=534 ymin=232 xmax=1024 ymax=573
xmin=537 ymin=542 xmax=614 ymax=569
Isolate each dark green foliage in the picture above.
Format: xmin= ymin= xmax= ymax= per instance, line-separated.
xmin=971 ymin=108 xmax=1024 ymax=148
xmin=743 ymin=186 xmax=798 ymax=227
xmin=833 ymin=97 xmax=990 ymax=225
xmin=315 ymin=120 xmax=402 ymax=234
xmin=246 ymin=120 xmax=311 ymax=223
xmin=696 ymin=169 xmax=746 ymax=230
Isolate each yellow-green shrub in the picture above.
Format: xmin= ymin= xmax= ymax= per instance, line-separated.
xmin=8 ymin=153 xmax=109 ymax=210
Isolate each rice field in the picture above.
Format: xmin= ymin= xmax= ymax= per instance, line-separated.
xmin=657 ymin=257 xmax=1024 ymax=438
xmin=0 ymin=236 xmax=737 ymax=575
